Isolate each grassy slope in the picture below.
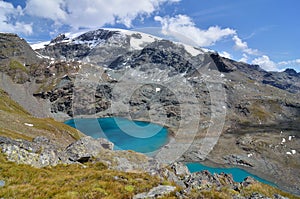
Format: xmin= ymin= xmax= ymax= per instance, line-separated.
xmin=0 ymin=153 xmax=176 ymax=199
xmin=0 ymin=150 xmax=298 ymax=199
xmin=0 ymin=89 xmax=83 ymax=147
xmin=189 ymin=183 xmax=300 ymax=199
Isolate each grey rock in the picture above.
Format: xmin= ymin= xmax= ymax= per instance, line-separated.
xmin=33 ymin=136 xmax=50 ymax=144
xmin=241 ymin=177 xmax=257 ymax=187
xmin=247 ymin=192 xmax=271 ymax=199
xmin=0 ymin=135 xmax=114 ymax=167
xmin=223 ymin=154 xmax=253 ymax=167
xmin=274 ymin=194 xmax=290 ymax=199
xmin=179 ymin=170 xmax=237 ymax=196
xmin=1 ymin=136 xmax=61 ymax=167
xmin=170 ymin=162 xmax=190 ymax=176
xmin=133 ymin=185 xmax=176 ymax=199
xmin=160 ymin=167 xmax=186 ymax=187
xmin=64 ymin=136 xmax=113 ymax=163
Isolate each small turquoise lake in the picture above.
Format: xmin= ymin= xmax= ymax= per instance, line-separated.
xmin=64 ymin=117 xmax=169 ymax=154
xmin=186 ymin=162 xmax=276 ymax=186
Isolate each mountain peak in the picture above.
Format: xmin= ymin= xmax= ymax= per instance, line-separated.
xmin=284 ymin=68 xmax=298 ymax=76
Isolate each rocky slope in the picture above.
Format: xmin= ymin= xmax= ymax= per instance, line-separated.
xmin=0 ymin=29 xmax=299 ymax=196
xmin=1 ymin=135 xmax=299 ymax=199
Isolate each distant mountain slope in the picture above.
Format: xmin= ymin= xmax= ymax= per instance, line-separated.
xmin=35 ymin=29 xmax=300 ymax=94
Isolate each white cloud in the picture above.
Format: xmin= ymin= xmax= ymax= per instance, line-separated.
xmin=0 ymin=1 xmax=32 ymax=35
xmin=278 ymin=59 xmax=300 ymax=66
xmin=239 ymin=53 xmax=248 ymax=63
xmin=154 ymin=14 xmax=236 ymax=47
xmin=24 ymin=0 xmax=179 ymax=28
xmin=250 ymin=56 xmax=300 ymax=72
xmin=232 ymin=35 xmax=258 ymax=55
xmin=251 ymin=55 xmax=278 ymax=71
xmin=219 ymin=51 xmax=232 ymax=59
xmin=25 ymin=0 xmax=66 ymax=22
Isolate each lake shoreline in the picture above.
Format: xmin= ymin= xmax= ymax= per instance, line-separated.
xmin=184 ymin=159 xmax=300 ymax=196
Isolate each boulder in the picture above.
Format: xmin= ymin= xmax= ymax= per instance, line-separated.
xmin=0 ymin=136 xmax=114 ymax=166
xmin=133 ymin=185 xmax=176 ymax=199
xmin=241 ymin=177 xmax=257 ymax=187
xmin=170 ymin=162 xmax=190 ymax=176
xmin=64 ymin=136 xmax=114 ymax=163
xmin=1 ymin=136 xmax=61 ymax=167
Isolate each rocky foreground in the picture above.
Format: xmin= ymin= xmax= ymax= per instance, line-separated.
xmin=0 ymin=135 xmax=298 ymax=199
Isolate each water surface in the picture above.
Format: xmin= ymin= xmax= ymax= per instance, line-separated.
xmin=186 ymin=162 xmax=276 ymax=186
xmin=65 ymin=117 xmax=169 ymax=154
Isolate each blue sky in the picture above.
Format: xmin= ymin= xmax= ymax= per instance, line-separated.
xmin=1 ymin=0 xmax=299 ymax=71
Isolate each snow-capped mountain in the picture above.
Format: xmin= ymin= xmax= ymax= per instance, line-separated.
xmin=32 ymin=28 xmax=205 ymax=53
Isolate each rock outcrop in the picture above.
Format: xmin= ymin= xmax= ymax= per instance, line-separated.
xmin=0 ymin=136 xmax=113 ymax=167
xmin=133 ymin=185 xmax=176 ymax=199
xmin=64 ymin=136 xmax=113 ymax=163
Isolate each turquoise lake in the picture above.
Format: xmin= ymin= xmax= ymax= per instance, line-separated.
xmin=65 ymin=117 xmax=276 ymax=187
xmin=186 ymin=162 xmax=276 ymax=186
xmin=64 ymin=117 xmax=169 ymax=153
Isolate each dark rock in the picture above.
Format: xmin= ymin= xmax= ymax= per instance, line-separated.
xmin=210 ymin=53 xmax=237 ymax=72
xmin=50 ymin=34 xmax=67 ymax=43
xmin=284 ymin=68 xmax=298 ymax=76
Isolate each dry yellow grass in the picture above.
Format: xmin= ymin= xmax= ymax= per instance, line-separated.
xmin=0 ymin=153 xmax=168 ymax=199
xmin=188 ymin=182 xmax=300 ymax=199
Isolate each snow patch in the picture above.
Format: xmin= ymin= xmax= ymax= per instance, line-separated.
xmin=247 ymin=153 xmax=253 ymax=157
xmin=281 ymin=138 xmax=286 ymax=143
xmin=156 ymin=87 xmax=161 ymax=92
xmin=181 ymin=44 xmax=203 ymax=56
xmin=30 ymin=41 xmax=50 ymax=50
xmin=130 ymin=32 xmax=157 ymax=50
xmin=24 ymin=123 xmax=34 ymax=127
xmin=288 ymin=136 xmax=294 ymax=141
xmin=286 ymin=152 xmax=292 ymax=155
xmin=291 ymin=150 xmax=296 ymax=154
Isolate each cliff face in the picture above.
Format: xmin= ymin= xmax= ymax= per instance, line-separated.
xmin=0 ymin=29 xmax=299 ymax=195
